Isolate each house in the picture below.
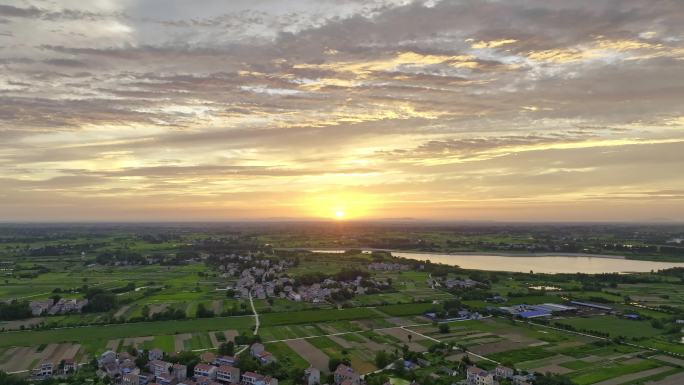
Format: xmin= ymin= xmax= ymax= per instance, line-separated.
xmin=624 ymin=313 xmax=640 ymax=320
xmin=123 ymin=373 xmax=141 ymax=385
xmin=569 ymin=301 xmax=612 ymax=312
xmin=138 ymin=372 xmax=154 ymax=384
xmin=178 ymin=381 xmax=198 ymax=385
xmin=517 ymin=309 xmax=551 ymax=319
xmin=216 ymin=365 xmax=240 ymax=383
xmin=104 ymin=361 xmax=121 ymax=378
xmin=99 ymin=350 xmax=117 ymax=366
xmin=63 ymin=358 xmax=77 ymax=373
xmin=214 ymin=356 xmax=237 ymax=366
xmin=195 ymin=376 xmax=214 ymax=385
xmin=242 ymin=371 xmax=278 ymax=385
xmin=173 ymin=363 xmax=188 ymax=380
xmin=257 ymin=351 xmax=276 ymax=364
xmin=149 ymin=348 xmax=164 ymax=361
xmin=201 ymin=351 xmax=217 ymax=363
xmin=495 ymin=365 xmax=514 ymax=379
xmin=250 ymin=343 xmax=265 ymax=357
xmin=149 ymin=360 xmax=172 ymax=377
xmin=121 ymin=360 xmax=139 ymax=375
xmin=512 ymin=374 xmax=535 ymax=385
xmin=194 ymin=363 xmax=218 ymax=379
xmin=29 ymin=299 xmax=54 ymax=316
xmin=466 ymin=366 xmax=496 ymax=385
xmin=439 ymin=366 xmax=458 ymax=376
xmin=333 ymin=364 xmax=360 ymax=385
xmin=304 ymin=367 xmax=320 ymax=385
xmin=157 ymin=373 xmax=175 ymax=385
xmin=35 ymin=361 xmax=53 ymax=377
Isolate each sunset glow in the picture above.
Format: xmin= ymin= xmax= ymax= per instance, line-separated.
xmin=0 ymin=1 xmax=682 ymax=222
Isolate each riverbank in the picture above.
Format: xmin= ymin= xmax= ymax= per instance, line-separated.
xmin=302 ymin=247 xmax=628 ymax=260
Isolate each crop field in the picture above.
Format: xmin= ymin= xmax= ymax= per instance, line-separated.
xmin=3 ymin=226 xmax=684 ymax=385
xmin=555 ymin=316 xmax=663 ymax=338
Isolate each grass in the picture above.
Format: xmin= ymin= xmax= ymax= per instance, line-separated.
xmin=265 ymin=341 xmax=309 ymax=369
xmin=569 ymin=360 xmax=661 ymax=385
xmin=261 ymin=308 xmax=379 ymax=326
xmin=0 ymin=315 xmax=253 ymax=351
xmin=560 ymin=360 xmax=594 ymax=370
xmin=487 ymin=346 xmax=551 ymax=364
xmin=340 ymin=333 xmax=367 ymax=343
xmin=556 ymin=316 xmax=662 ymax=338
xmin=375 ymin=302 xmax=439 ymax=316
xmin=557 ymin=342 xmax=640 ymax=358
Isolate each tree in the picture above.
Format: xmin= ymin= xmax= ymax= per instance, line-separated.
xmin=0 ymin=371 xmax=29 ymax=385
xmin=218 ymin=341 xmax=235 ymax=356
xmin=374 ymin=351 xmax=392 ymax=369
xmin=439 ymin=323 xmax=450 ymax=333
xmin=534 ymin=373 xmax=574 ymax=385
xmin=328 ymin=357 xmax=350 ymax=372
xmin=196 ymin=303 xmax=214 ymax=318
xmin=0 ymin=301 xmax=31 ymax=321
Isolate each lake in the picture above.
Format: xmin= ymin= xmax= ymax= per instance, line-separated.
xmin=391 ymin=252 xmax=684 ymax=274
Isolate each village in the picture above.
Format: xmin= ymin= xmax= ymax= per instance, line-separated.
xmin=31 ymin=340 xmax=536 ymax=385
xmin=226 ymin=257 xmax=394 ymax=303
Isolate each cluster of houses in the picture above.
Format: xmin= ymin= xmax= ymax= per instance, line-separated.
xmin=498 ymin=303 xmax=578 ymax=319
xmin=231 ymin=262 xmax=388 ymax=304
xmin=31 ymin=358 xmax=78 ymax=379
xmin=444 ymin=278 xmax=481 ymax=289
xmin=29 ymin=297 xmax=89 ymax=316
xmin=424 ymin=309 xmax=482 ymax=321
xmin=498 ymin=300 xmax=618 ymax=319
xmin=426 ymin=277 xmax=483 ymax=290
xmin=96 ymin=343 xmax=281 ymax=385
xmin=464 ymin=365 xmax=534 ymax=385
xmin=367 ymin=262 xmax=409 ymax=271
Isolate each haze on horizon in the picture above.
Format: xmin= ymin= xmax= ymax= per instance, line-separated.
xmin=1 ymin=0 xmax=683 ymax=222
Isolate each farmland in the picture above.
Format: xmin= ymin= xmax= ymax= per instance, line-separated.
xmin=2 ymin=223 xmax=684 ymax=385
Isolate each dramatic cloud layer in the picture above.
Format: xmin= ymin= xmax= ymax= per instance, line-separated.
xmin=1 ymin=0 xmax=683 ymax=221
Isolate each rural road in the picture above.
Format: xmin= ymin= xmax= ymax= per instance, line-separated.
xmin=249 ymin=290 xmax=260 ymax=335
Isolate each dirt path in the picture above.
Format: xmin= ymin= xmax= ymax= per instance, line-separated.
xmin=468 ymin=340 xmax=524 ymax=355
xmin=378 ymin=328 xmax=427 ymax=352
xmin=593 ymin=367 xmax=670 ymax=385
xmin=212 ymin=300 xmax=223 ymax=315
xmin=653 ymin=355 xmax=684 ymax=367
xmin=175 ymin=333 xmax=192 ymax=352
xmin=114 ymin=305 xmax=130 ymax=319
xmin=149 ymin=303 xmax=169 ymax=317
xmin=1 ymin=347 xmax=38 ymax=372
xmin=224 ymin=330 xmax=238 ymax=342
xmin=105 ymin=339 xmax=120 ymax=352
xmin=123 ymin=336 xmax=153 ymax=349
xmin=329 ymin=335 xmax=353 ymax=349
xmin=249 ymin=291 xmax=259 ymax=335
xmin=285 ymin=339 xmax=329 ymax=372
xmin=648 ymin=371 xmax=684 ymax=385
xmin=209 ymin=332 xmax=220 ymax=348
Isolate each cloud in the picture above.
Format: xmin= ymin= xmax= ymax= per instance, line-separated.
xmin=0 ymin=0 xmax=683 ymax=220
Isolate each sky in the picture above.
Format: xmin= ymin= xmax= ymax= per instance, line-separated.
xmin=1 ymin=0 xmax=683 ymax=222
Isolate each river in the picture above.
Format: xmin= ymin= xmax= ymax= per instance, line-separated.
xmin=391 ymin=252 xmax=684 ymax=274
xmin=307 ymin=249 xmax=684 ymax=274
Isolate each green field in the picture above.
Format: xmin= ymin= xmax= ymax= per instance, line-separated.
xmin=556 ymin=316 xmax=663 ymax=338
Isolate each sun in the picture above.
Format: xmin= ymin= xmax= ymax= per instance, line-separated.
xmin=334 ymin=210 xmax=346 ymax=220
